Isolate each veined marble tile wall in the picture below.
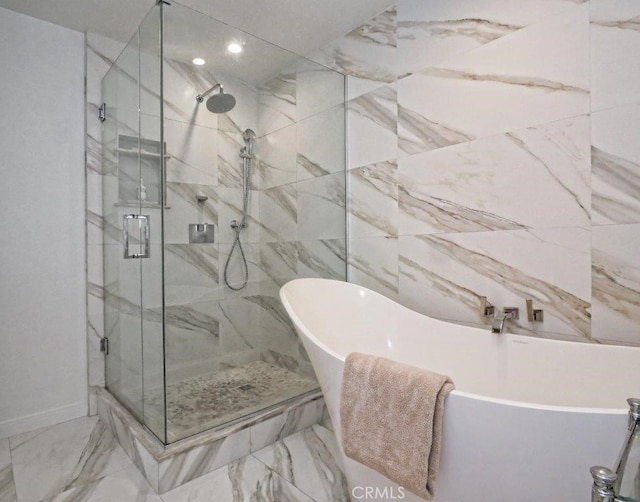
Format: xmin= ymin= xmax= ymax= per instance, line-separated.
xmin=312 ymin=0 xmax=640 ymax=345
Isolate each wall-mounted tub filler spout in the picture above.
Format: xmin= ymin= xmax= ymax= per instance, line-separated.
xmin=491 ymin=307 xmax=519 ymax=334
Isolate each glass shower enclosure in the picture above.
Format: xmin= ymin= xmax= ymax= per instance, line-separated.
xmin=101 ymin=1 xmax=346 ymax=444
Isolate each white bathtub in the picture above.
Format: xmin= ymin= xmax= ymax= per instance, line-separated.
xmin=280 ymin=278 xmax=640 ymax=502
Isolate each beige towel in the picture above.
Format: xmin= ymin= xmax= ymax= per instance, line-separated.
xmin=340 ymin=352 xmax=454 ymax=500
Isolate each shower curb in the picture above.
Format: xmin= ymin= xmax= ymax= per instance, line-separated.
xmin=97 ymin=387 xmax=326 ymax=493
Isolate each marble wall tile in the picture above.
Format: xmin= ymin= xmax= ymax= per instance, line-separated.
xmin=258 ymin=72 xmax=296 ymax=136
xmin=311 ymin=7 xmax=398 ymax=100
xmin=164 ymin=302 xmax=220 ymax=381
xmin=249 ymin=398 xmax=325 ymax=453
xmin=349 ymin=236 xmax=399 ymax=301
xmin=590 ymin=0 xmax=640 ymax=113
xmin=320 ymin=406 xmax=334 ymax=432
xmin=592 ymin=224 xmax=640 ymax=345
xmin=297 ymin=105 xmax=346 ymax=181
xmin=97 ymin=391 xmax=161 ymax=489
xmin=297 ymin=173 xmax=346 ymax=241
xmin=164 ymin=118 xmax=218 ymax=185
xmin=217 ymin=188 xmax=260 ymax=245
xmin=398 ymin=4 xmax=589 ymax=154
xmin=396 ymin=0 xmax=586 ymax=77
xmin=255 ymin=293 xmax=303 ymax=358
xmin=348 ymin=84 xmax=398 ymax=169
xmin=398 ymin=115 xmax=591 ymax=235
xmin=259 ymin=184 xmax=297 ymax=242
xmin=0 ymin=438 xmax=16 ymax=502
xmin=297 ymin=239 xmax=347 ymax=280
xmin=162 ymin=60 xmax=219 ymax=129
xmin=162 ymin=62 xmax=259 ymax=134
xmin=10 ymin=417 xmax=130 ymax=502
xmin=349 ymin=159 xmax=398 ymax=238
xmin=219 ymin=297 xmax=262 ymax=354
xmin=260 ymin=242 xmax=298 ymax=287
xmin=296 ymin=63 xmax=346 ymax=121
xmin=158 ymin=428 xmax=251 ymax=493
xmin=398 ymin=228 xmax=592 ymax=340
xmin=219 ymin=289 xmax=303 ymax=363
xmin=254 ymin=125 xmax=297 ymax=190
xmin=164 ymin=243 xmax=219 ymax=306
xmin=592 ymin=104 xmax=640 ymax=225
xmin=252 ymin=425 xmax=349 ymax=502
xmin=218 ymin=130 xmax=244 ymax=188
xmin=161 ymin=455 xmax=314 ymax=502
xmin=218 ymin=241 xmax=262 ymax=299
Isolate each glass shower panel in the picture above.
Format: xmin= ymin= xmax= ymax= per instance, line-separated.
xmin=138 ymin=3 xmax=166 ymax=443
xmin=102 ymin=31 xmax=145 ymax=422
xmin=102 ymin=5 xmax=166 ymax=442
xmin=161 ymin=2 xmax=347 ymax=442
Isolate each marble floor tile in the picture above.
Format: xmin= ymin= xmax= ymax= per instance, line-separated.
xmin=10 ymin=416 xmax=131 ymax=502
xmin=161 ymin=455 xmax=315 ymax=502
xmin=0 ymin=438 xmax=17 ymax=502
xmin=47 ymin=466 xmax=161 ymax=502
xmin=252 ymin=425 xmax=349 ymax=502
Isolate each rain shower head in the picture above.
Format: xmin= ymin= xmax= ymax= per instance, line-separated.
xmin=196 ymin=83 xmax=236 ymax=113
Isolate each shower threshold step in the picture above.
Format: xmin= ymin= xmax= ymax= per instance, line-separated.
xmin=97 ymin=369 xmax=327 ymax=494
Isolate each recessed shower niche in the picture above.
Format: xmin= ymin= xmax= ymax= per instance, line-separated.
xmin=100 ymin=0 xmax=346 ymax=447
xmin=116 ymin=135 xmax=164 ymax=205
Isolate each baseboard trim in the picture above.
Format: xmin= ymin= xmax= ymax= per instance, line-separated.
xmin=0 ymin=401 xmax=87 ymax=439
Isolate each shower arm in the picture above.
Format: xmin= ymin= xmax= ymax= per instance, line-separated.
xmin=196 ymin=83 xmax=222 ymax=102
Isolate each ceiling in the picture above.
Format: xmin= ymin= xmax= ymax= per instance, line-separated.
xmin=0 ymin=0 xmax=392 ymax=57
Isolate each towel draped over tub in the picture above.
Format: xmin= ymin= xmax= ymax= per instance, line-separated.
xmin=340 ymin=352 xmax=454 ymax=500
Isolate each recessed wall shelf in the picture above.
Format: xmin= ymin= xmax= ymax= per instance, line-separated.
xmin=117 ymin=135 xmax=166 ymax=205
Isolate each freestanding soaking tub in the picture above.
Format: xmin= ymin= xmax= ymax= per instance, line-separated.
xmin=280 ymin=278 xmax=640 ymax=502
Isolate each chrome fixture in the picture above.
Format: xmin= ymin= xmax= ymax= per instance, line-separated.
xmin=123 ymin=214 xmax=150 ymax=259
xmin=196 ymin=83 xmax=236 ymax=113
xmin=98 ymin=103 xmax=107 ymax=122
xmin=590 ymin=466 xmax=617 ymax=502
xmin=526 ymin=299 xmax=544 ymax=322
xmin=223 ymin=128 xmax=256 ymax=290
xmin=591 ymin=398 xmax=640 ymax=502
xmin=491 ymin=307 xmax=519 ymax=334
xmin=196 ymin=194 xmax=208 ymax=203
xmin=480 ymin=296 xmax=495 ymax=317
xmin=189 ymin=223 xmax=214 ymax=244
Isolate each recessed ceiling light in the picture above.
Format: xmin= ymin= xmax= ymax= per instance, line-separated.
xmin=227 ymin=42 xmax=243 ymax=54
xmin=192 ymin=57 xmax=205 ymax=66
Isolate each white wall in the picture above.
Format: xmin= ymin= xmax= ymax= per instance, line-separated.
xmin=0 ymin=7 xmax=87 ymax=438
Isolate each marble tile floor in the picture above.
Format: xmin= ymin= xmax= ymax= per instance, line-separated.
xmin=0 ymin=415 xmax=349 ymax=502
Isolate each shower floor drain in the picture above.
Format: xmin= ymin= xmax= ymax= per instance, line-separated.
xmin=238 ymin=384 xmax=255 ymax=391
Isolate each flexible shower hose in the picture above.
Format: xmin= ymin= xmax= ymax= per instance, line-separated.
xmin=223 ymin=222 xmax=249 ymax=291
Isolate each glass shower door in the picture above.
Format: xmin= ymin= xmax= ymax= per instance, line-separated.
xmin=102 ymin=3 xmax=166 ymax=443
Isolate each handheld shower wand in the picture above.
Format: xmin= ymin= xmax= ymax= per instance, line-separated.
xmin=223 ymin=129 xmax=256 ymax=291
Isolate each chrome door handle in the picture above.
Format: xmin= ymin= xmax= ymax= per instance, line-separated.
xmin=123 ymin=214 xmax=150 ymax=259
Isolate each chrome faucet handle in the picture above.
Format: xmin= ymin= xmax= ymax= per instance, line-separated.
xmin=480 ymin=296 xmax=495 ymax=317
xmin=526 ymin=300 xmax=544 ymax=322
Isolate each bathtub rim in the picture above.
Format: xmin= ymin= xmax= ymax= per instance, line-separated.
xmin=280 ymin=278 xmax=633 ymax=415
